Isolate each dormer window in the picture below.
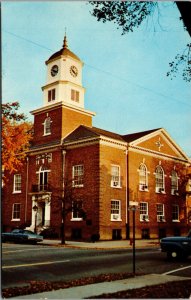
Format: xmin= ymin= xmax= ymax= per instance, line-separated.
xmin=48 ymin=89 xmax=56 ymax=102
xmin=43 ymin=117 xmax=52 ymax=136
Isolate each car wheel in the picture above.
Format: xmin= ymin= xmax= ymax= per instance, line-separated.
xmin=167 ymin=250 xmax=180 ymax=260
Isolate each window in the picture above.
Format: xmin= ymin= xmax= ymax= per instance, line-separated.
xmin=111 ymin=200 xmax=121 ymax=221
xmin=37 ymin=166 xmax=50 ymax=191
xmin=171 ymin=170 xmax=178 ymax=195
xmin=12 ymin=203 xmax=21 ymax=220
xmin=155 ymin=166 xmax=165 ymax=193
xmin=172 ymin=205 xmax=179 ymax=222
xmin=157 ymin=204 xmax=165 ymax=222
xmin=111 ymin=165 xmax=121 ymax=188
xmin=43 ymin=117 xmax=52 ymax=135
xmin=48 ymin=89 xmax=56 ymax=102
xmin=13 ymin=174 xmax=21 ymax=193
xmin=72 ymin=201 xmax=83 ymax=220
xmin=71 ymin=89 xmax=79 ymax=102
xmin=140 ymin=202 xmax=149 ymax=221
xmin=72 ymin=165 xmax=84 ymax=187
xmin=139 ymin=164 xmax=148 ymax=190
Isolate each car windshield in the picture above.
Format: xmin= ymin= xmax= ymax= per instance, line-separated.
xmin=12 ymin=229 xmax=23 ymax=233
xmin=23 ymin=230 xmax=35 ymax=235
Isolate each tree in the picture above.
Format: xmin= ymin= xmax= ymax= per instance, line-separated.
xmin=167 ymin=43 xmax=191 ymax=83
xmin=2 ymin=102 xmax=33 ymax=176
xmin=89 ymin=1 xmax=191 ymax=82
xmin=52 ymin=178 xmax=87 ymax=245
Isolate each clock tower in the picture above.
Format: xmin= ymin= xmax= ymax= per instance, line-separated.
xmin=31 ymin=35 xmax=95 ymax=145
xmin=42 ymin=35 xmax=85 ymax=109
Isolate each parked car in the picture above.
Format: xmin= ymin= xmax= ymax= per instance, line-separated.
xmin=2 ymin=229 xmax=43 ymax=244
xmin=160 ymin=230 xmax=191 ymax=260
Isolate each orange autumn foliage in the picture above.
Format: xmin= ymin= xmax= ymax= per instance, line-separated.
xmin=2 ymin=102 xmax=33 ymax=174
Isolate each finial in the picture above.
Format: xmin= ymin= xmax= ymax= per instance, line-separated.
xmin=63 ymin=28 xmax=68 ymax=48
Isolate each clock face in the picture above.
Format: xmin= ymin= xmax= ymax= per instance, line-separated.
xmin=70 ymin=65 xmax=78 ymax=77
xmin=51 ymin=65 xmax=59 ymax=77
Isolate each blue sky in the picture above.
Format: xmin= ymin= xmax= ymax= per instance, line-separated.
xmin=2 ymin=1 xmax=191 ymax=156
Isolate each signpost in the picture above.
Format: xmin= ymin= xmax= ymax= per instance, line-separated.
xmin=128 ymin=201 xmax=139 ymax=275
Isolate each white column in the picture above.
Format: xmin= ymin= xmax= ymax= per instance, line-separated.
xmin=30 ymin=197 xmax=38 ymax=230
xmin=44 ymin=198 xmax=51 ymax=227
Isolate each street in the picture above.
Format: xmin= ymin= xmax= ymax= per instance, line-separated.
xmin=2 ymin=243 xmax=191 ymax=289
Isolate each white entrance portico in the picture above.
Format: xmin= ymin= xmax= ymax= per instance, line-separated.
xmin=28 ymin=193 xmax=51 ymax=232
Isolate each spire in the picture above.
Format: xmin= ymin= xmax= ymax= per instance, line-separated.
xmin=63 ymin=28 xmax=68 ymax=49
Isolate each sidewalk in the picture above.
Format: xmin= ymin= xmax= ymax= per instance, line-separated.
xmin=11 ymin=239 xmax=191 ymax=299
xmin=39 ymin=238 xmax=160 ymax=249
xmin=13 ymin=274 xmax=190 ymax=299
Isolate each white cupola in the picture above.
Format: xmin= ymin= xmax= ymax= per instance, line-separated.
xmin=42 ymin=35 xmax=85 ymax=109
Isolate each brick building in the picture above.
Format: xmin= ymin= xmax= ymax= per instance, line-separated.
xmin=2 ymin=36 xmax=191 ymax=240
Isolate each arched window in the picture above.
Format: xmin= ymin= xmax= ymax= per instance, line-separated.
xmin=37 ymin=166 xmax=50 ymax=191
xmin=171 ymin=170 xmax=178 ymax=195
xmin=155 ymin=166 xmax=165 ymax=193
xmin=139 ymin=164 xmax=148 ymax=190
xmin=43 ymin=117 xmax=52 ymax=135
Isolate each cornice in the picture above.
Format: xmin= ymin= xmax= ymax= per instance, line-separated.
xmin=45 ymin=55 xmax=84 ymax=66
xmin=27 ymin=144 xmax=62 ymax=156
xmin=41 ymin=80 xmax=85 ymax=91
xmin=30 ymin=101 xmax=96 ymax=117
xmin=129 ymin=145 xmax=190 ymax=164
xmin=130 ymin=127 xmax=189 ymax=162
xmin=63 ymin=135 xmax=127 ymax=150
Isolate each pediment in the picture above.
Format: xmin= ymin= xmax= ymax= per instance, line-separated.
xmin=129 ymin=128 xmax=189 ymax=161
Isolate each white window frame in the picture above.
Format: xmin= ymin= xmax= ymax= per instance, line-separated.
xmin=157 ymin=204 xmax=165 ymax=222
xmin=36 ymin=166 xmax=50 ymax=191
xmin=43 ymin=117 xmax=52 ymax=136
xmin=171 ymin=170 xmax=179 ymax=195
xmin=12 ymin=203 xmax=21 ymax=221
xmin=140 ymin=202 xmax=149 ymax=222
xmin=13 ymin=174 xmax=21 ymax=193
xmin=71 ymin=201 xmax=83 ymax=221
xmin=155 ymin=166 xmax=165 ymax=193
xmin=111 ymin=165 xmax=121 ymax=188
xmin=172 ymin=205 xmax=179 ymax=222
xmin=111 ymin=200 xmax=121 ymax=221
xmin=72 ymin=165 xmax=84 ymax=187
xmin=139 ymin=163 xmax=148 ymax=191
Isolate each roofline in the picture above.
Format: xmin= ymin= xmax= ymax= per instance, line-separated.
xmin=30 ymin=101 xmax=96 ymax=117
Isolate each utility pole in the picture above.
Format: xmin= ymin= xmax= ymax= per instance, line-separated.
xmin=128 ymin=201 xmax=139 ymax=276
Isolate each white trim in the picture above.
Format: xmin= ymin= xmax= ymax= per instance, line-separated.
xmin=129 ymin=146 xmax=189 ymax=164
xmin=13 ymin=174 xmax=22 ymax=193
xmin=111 ymin=199 xmax=121 ymax=221
xmin=70 ymin=218 xmax=83 ymax=221
xmin=129 ymin=128 xmax=190 ymax=162
xmin=31 ymin=101 xmax=96 ymax=117
xmin=12 ymin=203 xmax=21 ymax=221
xmin=64 ymin=136 xmax=127 ymax=151
xmin=111 ymin=165 xmax=121 ymax=188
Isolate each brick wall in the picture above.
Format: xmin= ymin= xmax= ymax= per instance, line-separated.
xmin=99 ymin=142 xmax=127 ymax=240
xmin=32 ymin=105 xmax=93 ymax=147
xmin=58 ymin=143 xmax=100 ymax=240
xmin=128 ymin=149 xmax=188 ymax=238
